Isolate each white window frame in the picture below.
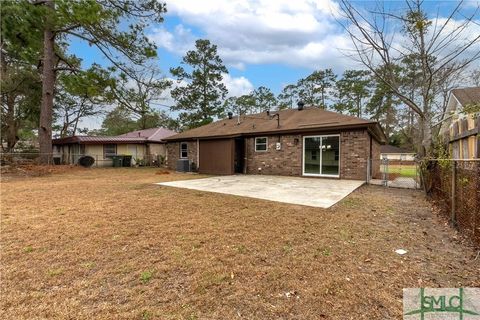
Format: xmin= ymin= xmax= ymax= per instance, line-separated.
xmin=180 ymin=142 xmax=188 ymax=159
xmin=255 ymin=137 xmax=268 ymax=152
xmin=103 ymin=144 xmax=117 ymax=159
xmin=302 ymin=134 xmax=340 ymax=178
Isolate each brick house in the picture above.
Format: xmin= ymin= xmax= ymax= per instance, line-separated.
xmin=164 ymin=105 xmax=386 ymax=180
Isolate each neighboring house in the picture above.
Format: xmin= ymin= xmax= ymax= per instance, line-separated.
xmin=52 ymin=127 xmax=176 ymax=166
xmin=164 ymin=105 xmax=387 ymax=181
xmin=439 ymin=87 xmax=480 ymax=159
xmin=380 ymin=145 xmax=416 ymax=161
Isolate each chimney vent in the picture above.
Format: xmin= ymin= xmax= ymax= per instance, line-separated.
xmin=297 ymin=101 xmax=305 ymax=110
xmin=227 ymin=112 xmax=233 ymax=119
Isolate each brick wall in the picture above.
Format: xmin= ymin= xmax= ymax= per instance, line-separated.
xmin=246 ymin=130 xmax=374 ymax=180
xmin=339 ymin=130 xmax=369 ymax=180
xmin=370 ymin=136 xmax=381 ymax=179
xmin=246 ymin=135 xmax=302 ymax=176
xmin=166 ymin=141 xmax=198 ymax=171
xmin=168 ymin=130 xmax=378 ymax=180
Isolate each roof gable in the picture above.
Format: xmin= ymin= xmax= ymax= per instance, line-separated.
xmin=451 ymin=87 xmax=480 ymax=107
xmin=117 ymin=127 xmax=177 ymax=141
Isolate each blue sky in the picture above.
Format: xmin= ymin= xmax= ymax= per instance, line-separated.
xmin=70 ymin=0 xmax=480 ymax=129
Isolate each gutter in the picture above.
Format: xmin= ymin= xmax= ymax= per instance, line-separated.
xmin=164 ymin=123 xmax=385 ymax=142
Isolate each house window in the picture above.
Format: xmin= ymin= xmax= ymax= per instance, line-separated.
xmin=255 ymin=137 xmax=268 ymax=152
xmin=180 ymin=142 xmax=188 ymax=158
xmin=311 ymin=150 xmax=317 ymax=160
xmin=103 ymin=144 xmax=116 ymax=158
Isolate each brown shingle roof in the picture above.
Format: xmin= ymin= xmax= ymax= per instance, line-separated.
xmin=166 ymin=107 xmax=387 ymax=143
xmin=451 ymin=87 xmax=480 ymax=106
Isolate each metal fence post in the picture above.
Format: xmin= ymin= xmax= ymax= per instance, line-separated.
xmin=451 ymin=160 xmax=457 ymax=226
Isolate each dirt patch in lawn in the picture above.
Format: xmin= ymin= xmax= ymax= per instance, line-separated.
xmin=1 ymin=168 xmax=478 ymax=319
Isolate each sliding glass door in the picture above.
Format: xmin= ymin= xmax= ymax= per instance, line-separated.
xmin=303 ymin=135 xmax=340 ymax=177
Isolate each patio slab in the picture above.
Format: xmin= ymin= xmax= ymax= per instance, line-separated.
xmin=156 ymin=175 xmax=364 ymax=208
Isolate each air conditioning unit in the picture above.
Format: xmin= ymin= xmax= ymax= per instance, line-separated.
xmin=176 ymin=159 xmax=190 ymax=172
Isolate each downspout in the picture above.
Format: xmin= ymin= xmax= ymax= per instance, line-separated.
xmin=196 ymin=139 xmax=200 ymax=170
xmin=368 ymin=135 xmax=373 ymax=182
xmin=244 ymin=137 xmax=248 ymax=174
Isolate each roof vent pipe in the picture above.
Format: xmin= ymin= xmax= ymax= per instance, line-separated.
xmin=227 ymin=112 xmax=233 ymax=119
xmin=297 ymin=101 xmax=305 ymax=110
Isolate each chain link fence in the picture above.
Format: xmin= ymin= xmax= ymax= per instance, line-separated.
xmin=421 ymin=159 xmax=480 ymax=248
xmin=368 ymin=158 xmax=420 ymax=189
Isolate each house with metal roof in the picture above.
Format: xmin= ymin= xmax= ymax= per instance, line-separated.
xmin=164 ymin=104 xmax=387 ymax=180
xmin=52 ymin=127 xmax=176 ymax=166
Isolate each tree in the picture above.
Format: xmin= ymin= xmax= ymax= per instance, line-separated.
xmin=1 ymin=1 xmax=43 ymax=152
xmin=277 ymin=84 xmax=300 ymax=109
xmin=55 ymin=64 xmax=115 ymax=137
xmin=222 ymin=86 xmax=277 ymax=117
xmin=97 ymin=106 xmax=179 ymax=136
xmin=222 ymin=95 xmax=255 ymax=117
xmin=251 ymin=86 xmax=277 ymax=113
xmin=170 ymin=39 xmax=228 ymax=129
xmin=471 ymin=69 xmax=480 ymax=87
xmin=98 ymin=106 xmax=137 ymax=136
xmin=367 ymin=72 xmax=400 ymax=139
xmin=0 ymin=53 xmax=41 ymax=152
xmin=300 ymin=69 xmax=337 ymax=108
xmin=112 ymin=68 xmax=171 ymax=130
xmin=339 ymin=0 xmax=480 ymax=156
xmin=334 ymin=69 xmax=373 ymax=117
xmin=6 ymin=0 xmax=166 ymax=162
xmin=277 ymin=69 xmax=337 ymax=109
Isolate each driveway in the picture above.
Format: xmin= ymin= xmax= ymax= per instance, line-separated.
xmin=156 ymin=175 xmax=364 ymax=208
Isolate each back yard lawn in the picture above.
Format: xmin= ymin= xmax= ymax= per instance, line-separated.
xmin=1 ymin=168 xmax=478 ymax=319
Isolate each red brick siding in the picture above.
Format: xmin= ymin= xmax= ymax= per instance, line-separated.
xmin=370 ymin=136 xmax=381 ymax=179
xmin=246 ymin=135 xmax=302 ymax=175
xmin=339 ymin=130 xmax=369 ymax=180
xmin=167 ymin=130 xmax=378 ymax=180
xmin=166 ymin=141 xmax=198 ymax=171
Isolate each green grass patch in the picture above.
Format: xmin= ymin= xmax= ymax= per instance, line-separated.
xmin=140 ymin=270 xmax=154 ymax=284
xmin=382 ymin=165 xmax=417 ymax=177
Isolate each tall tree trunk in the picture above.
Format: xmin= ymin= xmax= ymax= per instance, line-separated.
xmin=38 ymin=0 xmax=55 ymax=164
xmin=5 ymin=94 xmax=19 ymax=152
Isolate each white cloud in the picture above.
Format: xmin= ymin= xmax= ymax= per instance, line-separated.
xmin=222 ymin=73 xmax=255 ymax=96
xmin=149 ymin=0 xmax=355 ymax=70
xmin=149 ymin=1 xmax=480 ymax=72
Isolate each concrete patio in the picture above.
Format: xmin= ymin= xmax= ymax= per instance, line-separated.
xmin=156 ymin=175 xmax=365 ymax=208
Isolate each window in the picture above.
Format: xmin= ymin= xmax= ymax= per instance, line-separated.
xmin=180 ymin=142 xmax=188 ymax=158
xmin=255 ymin=137 xmax=267 ymax=152
xmin=103 ymin=144 xmax=116 ymax=158
xmin=311 ymin=150 xmax=317 ymax=160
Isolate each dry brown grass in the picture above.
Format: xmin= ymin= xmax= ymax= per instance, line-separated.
xmin=1 ymin=168 xmax=478 ymax=319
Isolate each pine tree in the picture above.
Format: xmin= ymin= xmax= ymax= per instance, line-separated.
xmin=170 ymin=39 xmax=228 ymax=129
xmin=5 ymin=0 xmax=166 ymax=162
